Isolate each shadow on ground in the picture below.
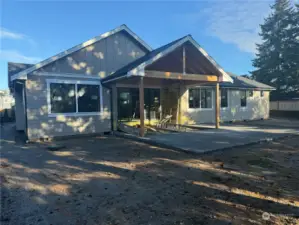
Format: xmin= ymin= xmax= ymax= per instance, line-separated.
xmin=1 ymin=124 xmax=299 ymax=225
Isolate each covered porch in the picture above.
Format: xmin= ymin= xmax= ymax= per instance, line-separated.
xmin=102 ymin=35 xmax=232 ymax=136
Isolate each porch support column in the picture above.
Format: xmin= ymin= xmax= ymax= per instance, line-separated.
xmin=215 ymin=79 xmax=220 ymax=129
xmin=183 ymin=46 xmax=186 ymax=75
xmin=111 ymin=84 xmax=118 ymax=132
xmin=177 ymin=83 xmax=182 ymax=125
xmin=139 ymin=77 xmax=145 ymax=137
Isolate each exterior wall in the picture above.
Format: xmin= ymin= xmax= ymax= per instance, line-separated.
xmin=34 ymin=31 xmax=147 ymax=78
xmin=220 ymin=90 xmax=270 ymax=122
xmin=180 ymin=86 xmax=215 ymax=124
xmin=180 ymin=87 xmax=270 ymax=124
xmin=15 ymin=83 xmax=26 ymax=131
xmin=25 ymin=75 xmax=111 ymax=140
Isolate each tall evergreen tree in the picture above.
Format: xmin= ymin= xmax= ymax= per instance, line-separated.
xmin=252 ymin=0 xmax=299 ymax=100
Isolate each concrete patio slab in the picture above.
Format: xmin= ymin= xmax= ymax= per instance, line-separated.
xmin=116 ymin=121 xmax=299 ymax=154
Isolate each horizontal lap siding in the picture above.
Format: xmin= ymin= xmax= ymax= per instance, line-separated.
xmin=26 ymin=75 xmax=111 ymax=140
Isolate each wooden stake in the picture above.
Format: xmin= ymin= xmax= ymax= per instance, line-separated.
xmin=215 ymin=80 xmax=220 ymax=129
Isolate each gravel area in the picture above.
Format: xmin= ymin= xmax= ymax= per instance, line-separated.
xmin=1 ymin=125 xmax=299 ymax=224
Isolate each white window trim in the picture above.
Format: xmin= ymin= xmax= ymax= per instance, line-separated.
xmin=220 ymin=89 xmax=229 ymax=110
xmin=46 ymin=79 xmax=103 ymax=117
xmin=188 ymin=87 xmax=214 ymax=111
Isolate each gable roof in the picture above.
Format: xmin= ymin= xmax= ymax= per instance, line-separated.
xmin=102 ymin=35 xmax=233 ymax=83
xmin=10 ymin=24 xmax=152 ymax=81
xmin=102 ymin=36 xmax=187 ymax=82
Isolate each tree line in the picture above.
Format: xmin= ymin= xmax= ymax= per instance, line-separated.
xmin=251 ymin=0 xmax=299 ymax=100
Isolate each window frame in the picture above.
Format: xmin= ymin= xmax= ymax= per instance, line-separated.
xmin=220 ymin=88 xmax=229 ymax=110
xmin=47 ymin=79 xmax=103 ymax=117
xmin=248 ymin=90 xmax=254 ymax=97
xmin=260 ymin=90 xmax=264 ymax=97
xmin=240 ymin=90 xmax=247 ymax=108
xmin=188 ymin=87 xmax=213 ymax=111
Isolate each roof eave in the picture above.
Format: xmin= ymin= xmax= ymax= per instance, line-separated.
xmin=11 ymin=73 xmax=28 ymax=82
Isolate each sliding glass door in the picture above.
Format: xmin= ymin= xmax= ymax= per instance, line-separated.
xmin=117 ymin=88 xmax=160 ymax=122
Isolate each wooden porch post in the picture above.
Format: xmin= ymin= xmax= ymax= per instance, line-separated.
xmin=111 ymin=84 xmax=118 ymax=131
xmin=139 ymin=77 xmax=145 ymax=137
xmin=177 ymin=83 xmax=181 ymax=125
xmin=215 ymin=79 xmax=220 ymax=129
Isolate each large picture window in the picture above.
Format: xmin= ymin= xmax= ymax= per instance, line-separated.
xmin=78 ymin=84 xmax=101 ymax=112
xmin=220 ymin=89 xmax=228 ymax=108
xmin=50 ymin=83 xmax=76 ymax=113
xmin=48 ymin=80 xmax=101 ymax=115
xmin=189 ymin=88 xmax=212 ymax=109
xmin=240 ymin=90 xmax=247 ymax=107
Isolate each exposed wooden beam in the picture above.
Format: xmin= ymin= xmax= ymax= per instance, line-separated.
xmin=215 ymin=80 xmax=220 ymax=129
xmin=145 ymin=70 xmax=218 ymax=82
xmin=139 ymin=77 xmax=145 ymax=137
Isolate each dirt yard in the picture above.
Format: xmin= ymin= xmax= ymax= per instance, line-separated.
xmin=1 ymin=130 xmax=299 ymax=224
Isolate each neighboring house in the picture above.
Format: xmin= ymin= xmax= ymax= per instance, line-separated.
xmin=8 ymin=25 xmax=275 ymax=141
xmin=0 ymin=89 xmax=14 ymax=110
xmin=0 ymin=89 xmax=15 ymax=122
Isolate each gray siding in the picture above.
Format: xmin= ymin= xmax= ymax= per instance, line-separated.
xmin=25 ymin=75 xmax=111 ymax=140
xmin=34 ymin=31 xmax=147 ymax=78
xmin=182 ymin=88 xmax=270 ymax=124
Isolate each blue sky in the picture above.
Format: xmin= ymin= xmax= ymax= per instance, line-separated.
xmin=0 ymin=0 xmax=276 ymax=89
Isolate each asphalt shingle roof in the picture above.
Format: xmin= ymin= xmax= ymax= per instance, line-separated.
xmin=220 ymin=73 xmax=275 ymax=90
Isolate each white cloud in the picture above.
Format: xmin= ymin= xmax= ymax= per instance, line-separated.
xmin=181 ymin=0 xmax=272 ymax=54
xmin=0 ymin=27 xmax=25 ymax=40
xmin=0 ymin=50 xmax=41 ymax=63
xmin=0 ymin=27 xmax=37 ymax=47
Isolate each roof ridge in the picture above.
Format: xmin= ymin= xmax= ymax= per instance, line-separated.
xmin=152 ymin=35 xmax=189 ymax=51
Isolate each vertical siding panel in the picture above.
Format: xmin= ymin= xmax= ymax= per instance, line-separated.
xmin=25 ymin=75 xmax=111 ymax=140
xmin=35 ymin=31 xmax=147 ymax=77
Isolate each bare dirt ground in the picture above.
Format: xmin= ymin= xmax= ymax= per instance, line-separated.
xmin=1 ymin=128 xmax=299 ymax=224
